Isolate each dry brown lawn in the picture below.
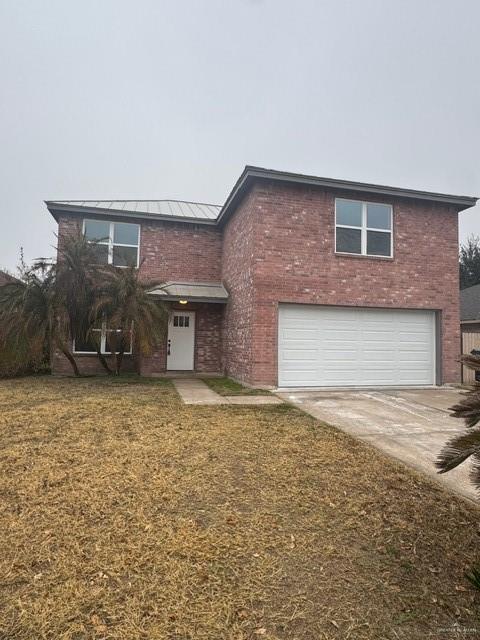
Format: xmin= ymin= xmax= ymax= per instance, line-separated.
xmin=0 ymin=376 xmax=479 ymax=639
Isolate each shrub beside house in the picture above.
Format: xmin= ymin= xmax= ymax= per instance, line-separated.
xmin=0 ymin=270 xmax=41 ymax=377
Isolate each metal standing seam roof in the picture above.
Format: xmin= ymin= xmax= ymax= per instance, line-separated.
xmin=46 ymin=199 xmax=221 ymax=222
xmin=45 ymin=166 xmax=478 ymax=226
xmin=148 ymin=282 xmax=229 ymax=303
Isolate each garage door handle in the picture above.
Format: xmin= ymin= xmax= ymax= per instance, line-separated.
xmin=167 ymin=339 xmax=171 ymax=356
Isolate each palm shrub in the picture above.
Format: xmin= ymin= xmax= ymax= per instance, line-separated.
xmin=436 ymin=354 xmax=480 ymax=486
xmin=0 ymin=234 xmax=101 ymax=377
xmin=91 ymin=264 xmax=168 ymax=375
xmin=55 ymin=232 xmax=99 ymax=347
xmin=0 ymin=271 xmax=49 ymax=376
xmin=0 ymin=261 xmax=79 ymax=374
xmin=435 ymin=356 xmax=480 ymax=591
xmin=0 ymin=233 xmax=168 ymax=377
xmin=54 ymin=233 xmax=111 ymax=373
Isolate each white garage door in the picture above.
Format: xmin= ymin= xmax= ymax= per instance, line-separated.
xmin=278 ymin=305 xmax=436 ymax=387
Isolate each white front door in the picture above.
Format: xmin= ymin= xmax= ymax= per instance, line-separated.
xmin=167 ymin=311 xmax=195 ymax=370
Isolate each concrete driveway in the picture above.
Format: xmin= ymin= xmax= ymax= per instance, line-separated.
xmin=277 ymin=388 xmax=478 ymax=501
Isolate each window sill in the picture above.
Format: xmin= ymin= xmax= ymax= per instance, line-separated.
xmin=72 ymin=352 xmax=134 ymax=357
xmin=335 ymin=252 xmax=394 ymax=261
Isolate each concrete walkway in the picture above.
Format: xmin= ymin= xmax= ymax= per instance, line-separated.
xmin=173 ymin=378 xmax=283 ymax=406
xmin=277 ymin=387 xmax=478 ymax=501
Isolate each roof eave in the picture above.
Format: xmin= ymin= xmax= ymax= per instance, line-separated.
xmin=45 ymin=202 xmax=218 ymax=226
xmin=148 ymin=294 xmax=228 ymax=304
xmin=216 ymin=166 xmax=478 ymax=224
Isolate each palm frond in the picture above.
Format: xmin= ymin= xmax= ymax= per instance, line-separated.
xmin=465 ymin=565 xmax=480 ymax=591
xmin=436 ymin=430 xmax=480 ymax=474
xmin=460 ymin=354 xmax=480 ymax=372
xmin=91 ymin=265 xmax=168 ymax=372
xmin=449 ymin=390 xmax=480 ymax=428
xmin=469 ymin=451 xmax=480 ymax=491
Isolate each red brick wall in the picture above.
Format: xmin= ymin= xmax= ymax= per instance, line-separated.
xmin=56 ymin=215 xmax=222 ymax=283
xmin=229 ymin=181 xmax=460 ymax=386
xmin=57 ymin=216 xmax=82 ymax=251
xmin=140 ymin=220 xmax=222 ymax=282
xmin=195 ymin=304 xmax=223 ymax=372
xmin=220 ymin=190 xmax=257 ymax=382
xmin=53 ymin=215 xmax=223 ymax=376
xmin=52 ymin=351 xmax=137 ymax=376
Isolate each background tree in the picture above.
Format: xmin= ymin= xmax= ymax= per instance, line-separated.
xmin=459 ymin=235 xmax=480 ymax=290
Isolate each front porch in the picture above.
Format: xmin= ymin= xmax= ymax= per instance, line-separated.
xmin=52 ymin=282 xmax=227 ymax=377
xmin=139 ymin=282 xmax=228 ymax=376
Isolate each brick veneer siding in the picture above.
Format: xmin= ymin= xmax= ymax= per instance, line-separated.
xmin=53 ymin=215 xmax=223 ymax=376
xmin=53 ymin=351 xmax=138 ymax=376
xmin=57 ymin=215 xmax=223 ymax=282
xmin=140 ymin=220 xmax=222 ymax=281
xmin=221 ymin=182 xmax=461 ymax=386
xmin=220 ymin=190 xmax=257 ymax=383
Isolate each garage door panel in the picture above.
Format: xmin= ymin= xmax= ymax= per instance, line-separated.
xmin=323 ymin=338 xmax=360 ymax=347
xmin=398 ymin=330 xmax=431 ymax=339
xmin=282 ymin=329 xmax=317 ymax=341
xmin=322 ymin=331 xmax=360 ymax=341
xmin=278 ymin=305 xmax=435 ymax=387
xmin=280 ymin=347 xmax=318 ymax=357
xmin=281 ymin=371 xmax=318 ymax=383
xmin=397 ymin=351 xmax=429 ymax=360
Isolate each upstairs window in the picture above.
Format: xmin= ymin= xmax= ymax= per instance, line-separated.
xmin=335 ymin=199 xmax=392 ymax=257
xmin=83 ymin=219 xmax=140 ymax=267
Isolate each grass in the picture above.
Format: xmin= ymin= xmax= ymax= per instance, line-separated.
xmin=0 ymin=376 xmax=479 ymax=639
xmin=202 ymin=376 xmax=272 ymax=396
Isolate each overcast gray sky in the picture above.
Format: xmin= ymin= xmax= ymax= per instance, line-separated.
xmin=1 ymin=0 xmax=479 ymax=273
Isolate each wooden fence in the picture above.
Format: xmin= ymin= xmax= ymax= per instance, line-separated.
xmin=462 ymin=332 xmax=480 ymax=385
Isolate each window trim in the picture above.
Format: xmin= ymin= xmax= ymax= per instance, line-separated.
xmin=82 ymin=219 xmax=140 ymax=268
xmin=335 ymin=198 xmax=393 ymax=258
xmin=73 ymin=322 xmax=133 ymax=355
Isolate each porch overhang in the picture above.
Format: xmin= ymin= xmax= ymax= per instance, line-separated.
xmin=148 ymin=281 xmax=229 ymax=304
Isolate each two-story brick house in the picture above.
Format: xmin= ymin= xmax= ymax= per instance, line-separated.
xmin=46 ymin=166 xmax=477 ymax=387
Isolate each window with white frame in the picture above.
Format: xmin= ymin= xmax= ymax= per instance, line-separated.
xmin=73 ymin=323 xmax=133 ymax=355
xmin=335 ymin=199 xmax=392 ymax=257
xmin=83 ymin=219 xmax=140 ymax=267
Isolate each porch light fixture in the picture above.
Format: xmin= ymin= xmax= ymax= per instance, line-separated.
xmin=179 ymin=300 xmax=188 ymax=305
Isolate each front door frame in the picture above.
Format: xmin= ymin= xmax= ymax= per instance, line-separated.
xmin=167 ymin=310 xmax=196 ymax=371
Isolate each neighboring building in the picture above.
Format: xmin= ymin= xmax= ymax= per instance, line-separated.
xmin=460 ymin=284 xmax=480 ymax=333
xmin=46 ymin=166 xmax=477 ymax=387
xmin=0 ymin=270 xmax=18 ymax=286
xmin=459 ymin=283 xmax=480 ymax=384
